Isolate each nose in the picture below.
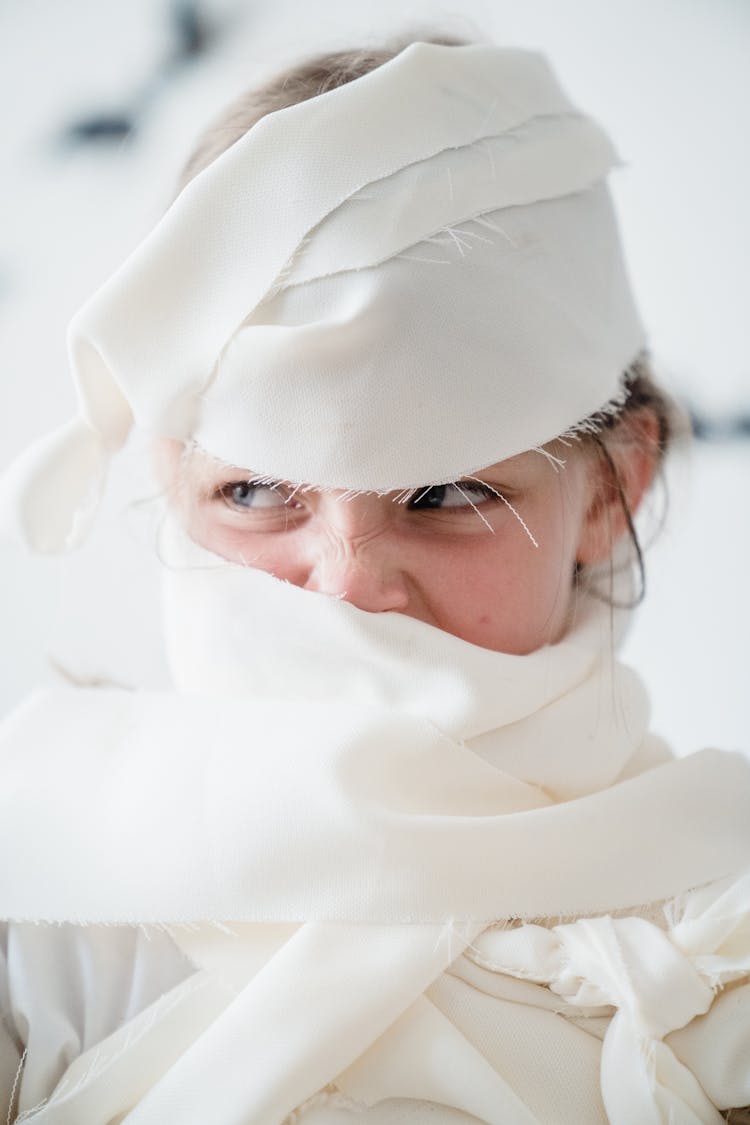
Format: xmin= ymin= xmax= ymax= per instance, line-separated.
xmin=302 ymin=500 xmax=411 ymax=614
xmin=307 ymin=549 xmax=411 ymax=612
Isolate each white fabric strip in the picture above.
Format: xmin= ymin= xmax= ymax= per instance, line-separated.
xmin=195 ymin=185 xmax=640 ymax=492
xmin=122 ymin=923 xmax=482 ymax=1125
xmin=11 ymin=882 xmax=750 ymax=1124
xmin=0 ymin=41 xmax=644 ymax=551
xmin=4 ymin=682 xmax=750 ymax=926
xmin=465 ymin=873 xmax=750 ymax=1124
xmin=3 ymin=528 xmax=750 ymax=1122
xmin=2 ymin=525 xmax=750 ymax=925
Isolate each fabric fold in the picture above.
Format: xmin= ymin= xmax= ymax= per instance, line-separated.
xmin=467 ymin=873 xmax=750 ymax=1124
xmin=3 ymin=534 xmax=750 ymax=1121
xmin=2 ymin=682 xmax=750 ymax=926
xmin=0 ymin=41 xmax=644 ymax=551
xmin=0 ymin=418 xmax=108 ymax=552
xmin=2 ymin=533 xmax=750 ymax=927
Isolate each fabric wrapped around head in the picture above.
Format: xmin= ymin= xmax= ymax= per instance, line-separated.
xmin=0 ymin=41 xmax=645 ymax=552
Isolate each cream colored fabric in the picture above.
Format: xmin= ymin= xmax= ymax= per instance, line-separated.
xmin=1 ymin=34 xmax=746 ymax=1125
xmin=0 ymin=924 xmax=195 ymax=1122
xmin=1 ymin=526 xmax=750 ymax=1122
xmin=4 ymin=917 xmax=750 ymax=1124
xmin=463 ymin=875 xmax=750 ymax=1123
xmin=0 ymin=41 xmax=644 ymax=551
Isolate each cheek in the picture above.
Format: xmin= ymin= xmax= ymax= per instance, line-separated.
xmin=178 ymin=481 xmax=587 ymax=655
xmin=415 ymin=519 xmax=578 ymax=653
xmin=177 ymin=502 xmax=294 ymax=573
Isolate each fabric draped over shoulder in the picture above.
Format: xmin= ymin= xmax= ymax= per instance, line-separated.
xmin=1 ymin=526 xmax=750 ymax=1122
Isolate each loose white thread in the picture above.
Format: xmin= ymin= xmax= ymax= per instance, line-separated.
xmin=6 ymin=1047 xmax=26 ymax=1125
xmin=452 ymin=483 xmax=494 ymax=533
xmin=466 ymin=477 xmax=539 ymax=547
xmin=474 ymin=214 xmax=519 ymax=248
xmin=457 ymin=224 xmax=494 ymax=247
xmin=443 ymin=227 xmax=471 ymax=257
xmin=446 ymin=165 xmax=455 ymax=203
xmin=396 ymin=252 xmax=451 ymax=265
xmin=531 ymin=446 xmax=567 ymax=471
xmin=474 ymin=95 xmax=500 ymax=139
xmin=283 ymin=1087 xmax=366 ymax=1123
xmin=479 ymin=137 xmax=497 ymax=180
xmin=432 ymin=916 xmax=459 ymax=962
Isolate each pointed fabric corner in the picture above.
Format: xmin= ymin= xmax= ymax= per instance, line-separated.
xmin=0 ymin=417 xmax=109 ymax=553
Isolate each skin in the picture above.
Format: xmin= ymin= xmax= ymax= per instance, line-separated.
xmin=156 ymin=413 xmax=659 ymax=655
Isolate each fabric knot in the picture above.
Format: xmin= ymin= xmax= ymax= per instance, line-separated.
xmin=553 ymin=914 xmax=713 ymax=1038
xmin=469 ymin=872 xmax=750 ymax=1124
xmin=668 ymin=872 xmax=750 ymax=985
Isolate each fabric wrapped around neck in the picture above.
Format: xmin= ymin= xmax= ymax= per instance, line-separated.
xmin=3 ymin=520 xmax=749 ymax=925
xmin=0 ymin=41 xmax=644 ymax=551
xmin=2 ymin=523 xmax=750 ymax=1124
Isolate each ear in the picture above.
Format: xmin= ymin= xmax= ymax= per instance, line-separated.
xmin=575 ymin=409 xmax=661 ymax=567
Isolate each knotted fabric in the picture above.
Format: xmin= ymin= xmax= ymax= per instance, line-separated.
xmin=1 ymin=526 xmax=750 ymax=1122
xmin=467 ymin=873 xmax=750 ymax=1124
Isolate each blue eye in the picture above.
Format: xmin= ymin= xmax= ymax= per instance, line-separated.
xmin=221 ymin=481 xmax=287 ymax=510
xmin=408 ymin=482 xmax=496 ymax=510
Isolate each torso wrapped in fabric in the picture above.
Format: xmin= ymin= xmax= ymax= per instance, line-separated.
xmin=2 ymin=526 xmax=750 ymax=1123
xmin=1 ymin=39 xmax=749 ymax=1125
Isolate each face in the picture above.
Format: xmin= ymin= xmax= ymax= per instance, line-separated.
xmin=161 ymin=440 xmax=606 ymax=655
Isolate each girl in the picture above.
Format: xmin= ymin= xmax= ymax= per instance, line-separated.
xmin=1 ymin=36 xmax=749 ymax=1125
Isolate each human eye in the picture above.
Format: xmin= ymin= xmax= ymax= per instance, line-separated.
xmin=407 ymin=481 xmax=499 ymax=511
xmin=217 ymin=479 xmax=298 ymax=512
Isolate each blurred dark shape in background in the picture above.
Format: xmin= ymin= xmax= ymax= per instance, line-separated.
xmin=62 ymin=1 xmax=217 ymax=147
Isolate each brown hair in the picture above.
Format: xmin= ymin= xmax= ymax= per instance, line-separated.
xmin=179 ymin=36 xmax=470 ymax=190
xmin=580 ymin=354 xmax=681 ymax=605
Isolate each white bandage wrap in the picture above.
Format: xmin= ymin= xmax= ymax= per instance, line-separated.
xmin=0 ymin=41 xmax=644 ymax=551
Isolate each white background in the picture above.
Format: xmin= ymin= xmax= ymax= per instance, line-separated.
xmin=0 ymin=0 xmax=748 ymax=756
